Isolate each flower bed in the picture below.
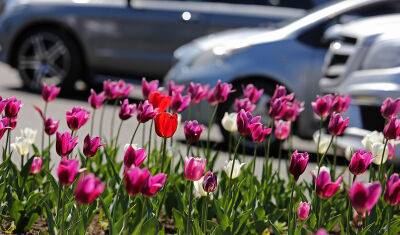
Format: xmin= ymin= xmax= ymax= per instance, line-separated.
xmin=0 ymin=79 xmax=399 ymax=234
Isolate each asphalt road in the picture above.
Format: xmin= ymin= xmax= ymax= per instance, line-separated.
xmin=0 ymin=63 xmax=363 ymax=182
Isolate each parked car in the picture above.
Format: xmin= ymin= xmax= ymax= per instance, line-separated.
xmin=165 ymin=0 xmax=400 ymax=144
xmin=0 ymin=0 xmax=319 ymax=92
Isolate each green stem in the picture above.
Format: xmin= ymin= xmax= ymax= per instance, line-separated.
xmin=186 ymin=143 xmax=191 ymax=157
xmin=41 ymin=102 xmax=48 ymax=153
xmin=277 ymin=141 xmax=282 ymax=176
xmin=20 ymin=154 xmax=24 ymax=170
xmin=332 ymin=136 xmax=337 ymax=179
xmin=203 ymin=193 xmax=209 ymax=233
xmin=114 ymin=120 xmax=123 ymax=148
xmin=4 ymin=129 xmax=11 ymax=160
xmin=129 ymin=123 xmax=141 ymax=145
xmin=99 ymin=101 xmax=107 ymax=137
xmin=187 ymin=182 xmax=193 ymax=234
xmin=317 ymin=135 xmax=334 ymax=176
xmin=378 ymin=139 xmax=389 ymax=182
xmin=142 ymin=123 xmax=145 ymax=147
xmin=225 ymin=136 xmax=242 ymax=211
xmin=147 ymin=120 xmax=154 ymax=167
xmin=110 ymin=100 xmax=118 ymax=139
xmin=160 ymin=138 xmax=167 ymax=172
xmin=288 ymin=180 xmax=295 ymax=235
xmin=90 ymin=109 xmax=96 ymax=137
xmin=206 ymin=104 xmax=218 ymax=161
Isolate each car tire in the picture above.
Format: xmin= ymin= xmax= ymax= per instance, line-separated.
xmin=14 ymin=27 xmax=83 ymax=93
xmin=217 ymin=79 xmax=278 ymax=154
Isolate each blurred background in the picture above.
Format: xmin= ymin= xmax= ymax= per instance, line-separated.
xmin=0 ymin=0 xmax=400 ymax=167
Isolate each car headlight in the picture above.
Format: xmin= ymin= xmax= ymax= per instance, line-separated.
xmin=362 ymin=38 xmax=400 ymax=70
xmin=188 ymin=49 xmax=224 ymax=68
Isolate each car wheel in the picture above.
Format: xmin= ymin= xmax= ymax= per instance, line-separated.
xmin=15 ymin=28 xmax=83 ymax=93
xmin=217 ymin=80 xmax=277 ymax=153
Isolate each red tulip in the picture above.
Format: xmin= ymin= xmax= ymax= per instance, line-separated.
xmin=123 ymin=145 xmax=147 ymax=168
xmin=57 ymin=158 xmax=79 ymax=186
xmin=349 ymin=181 xmax=381 ymax=215
xmin=88 ymin=89 xmax=105 ymax=109
xmin=83 ymin=134 xmax=102 ymax=158
xmin=154 ymin=112 xmax=178 ymax=138
xmin=66 ymin=107 xmax=90 ymax=131
xmin=242 ymin=84 xmax=264 ymax=104
xmin=42 ymin=84 xmax=60 ymax=102
xmin=384 ymin=173 xmax=400 ymax=206
xmin=74 ymin=173 xmax=105 ymax=204
xmin=149 ymin=91 xmax=172 ymax=113
xmin=142 ymin=78 xmax=159 ymax=99
xmin=289 ymin=150 xmax=309 ymax=181
xmin=328 ymin=113 xmax=349 ymax=136
xmin=184 ymin=157 xmax=206 ymax=181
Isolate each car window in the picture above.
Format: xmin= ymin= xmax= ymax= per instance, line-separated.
xmin=156 ymin=0 xmax=316 ymax=9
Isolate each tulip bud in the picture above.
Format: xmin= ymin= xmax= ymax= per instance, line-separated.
xmin=5 ymin=97 xmax=22 ymax=118
xmin=142 ymin=78 xmax=159 ymax=99
xmin=381 ymin=97 xmax=400 ymax=119
xmin=289 ymin=150 xmax=309 ymax=181
xmin=41 ymin=84 xmax=60 ymax=102
xmin=383 ymin=117 xmax=400 ymax=140
xmin=224 ymin=159 xmax=245 ymax=179
xmin=202 ymin=171 xmax=217 ymax=193
xmin=123 ymin=146 xmax=147 ymax=168
xmin=30 ymin=157 xmax=43 ymax=175
xmin=349 ymin=150 xmax=373 ymax=176
xmin=83 ymin=135 xmax=102 ymax=158
xmin=57 ymin=158 xmax=79 ymax=186
xmin=170 ymin=92 xmax=191 ymax=113
xmin=88 ymin=89 xmax=106 ymax=109
xmin=384 ymin=173 xmax=400 ymax=206
xmin=74 ymin=173 xmax=105 ymax=204
xmin=45 ymin=118 xmax=59 ymax=135
xmin=328 ymin=113 xmax=349 ymax=136
xmin=56 ymin=131 xmax=78 ymax=157
xmin=311 ymin=95 xmax=333 ymax=119
xmin=297 ymin=201 xmax=310 ymax=221
xmin=184 ymin=120 xmax=204 ymax=144
xmin=137 ymin=100 xmax=157 ymax=123
xmin=184 ymin=157 xmax=206 ymax=181
xmin=119 ymin=99 xmax=136 ymax=120
xmin=221 ymin=112 xmax=238 ymax=133
xmin=274 ymin=120 xmax=291 ymax=140
xmin=66 ymin=107 xmax=90 ymax=131
xmin=349 ymin=181 xmax=381 ymax=215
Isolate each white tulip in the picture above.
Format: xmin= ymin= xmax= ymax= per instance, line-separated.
xmin=371 ymin=142 xmax=389 ymax=165
xmin=124 ymin=143 xmax=139 ymax=151
xmin=361 ymin=131 xmax=385 ymax=151
xmin=221 ymin=112 xmax=238 ymax=133
xmin=224 ymin=159 xmax=245 ymax=179
xmin=193 ymin=177 xmax=207 ymax=198
xmin=20 ymin=128 xmax=37 ymax=144
xmin=311 ymin=166 xmax=330 ymax=177
xmin=313 ymin=132 xmax=332 ymax=154
xmin=11 ymin=137 xmax=30 ymax=156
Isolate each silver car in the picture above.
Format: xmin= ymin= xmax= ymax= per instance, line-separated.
xmin=0 ymin=0 xmax=312 ymax=92
xmin=165 ymin=0 xmax=400 ymax=141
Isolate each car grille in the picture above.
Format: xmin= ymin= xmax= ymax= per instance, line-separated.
xmin=323 ymin=36 xmax=358 ymax=80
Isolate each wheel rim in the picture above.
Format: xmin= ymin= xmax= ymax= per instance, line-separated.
xmin=17 ymin=32 xmax=71 ymax=89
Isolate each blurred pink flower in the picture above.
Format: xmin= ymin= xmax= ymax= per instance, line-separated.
xmin=349 ymin=181 xmax=381 ymax=215
xmin=41 ymin=84 xmax=60 ymax=102
xmin=57 ymin=158 xmax=79 ymax=186
xmin=282 ymin=99 xmax=304 ymax=122
xmin=4 ymin=97 xmax=22 ymax=118
xmin=328 ymin=113 xmax=349 ymax=136
xmin=103 ymin=79 xmax=132 ymax=100
xmin=119 ymin=99 xmax=136 ymax=120
xmin=248 ymin=122 xmax=271 ymax=143
xmin=234 ymin=98 xmax=256 ymax=113
xmin=311 ymin=95 xmax=333 ymax=119
xmin=30 ymin=157 xmax=43 ymax=175
xmin=184 ymin=157 xmax=206 ymax=181
xmin=74 ymin=173 xmax=105 ymax=204
xmin=384 ymin=173 xmax=400 ymax=206
xmin=349 ymin=149 xmax=373 ymax=176
xmin=207 ymin=80 xmax=234 ymax=106
xmin=66 ymin=106 xmax=90 ymax=131
xmin=274 ymin=120 xmax=291 ymax=140
xmin=124 ymin=145 xmax=147 ymax=168
xmin=242 ymin=84 xmax=264 ymax=103
xmin=83 ymin=134 xmax=102 ymax=158
xmin=236 ymin=109 xmax=261 ymax=137
xmin=56 ymin=131 xmax=78 ymax=157
xmin=331 ymin=94 xmax=351 ymax=113
xmin=383 ymin=117 xmax=400 ymax=140
xmin=297 ymin=201 xmax=310 ymax=221
xmin=124 ymin=167 xmax=151 ymax=196
xmin=269 ymin=98 xmax=286 ymax=120
xmin=142 ymin=78 xmax=159 ymax=99
xmin=184 ymin=120 xmax=204 ymax=144
xmin=88 ymin=89 xmax=106 ymax=109
xmin=271 ymin=85 xmax=294 ymax=101
xmin=171 ymin=92 xmax=191 ymax=113
xmin=314 ymin=167 xmax=342 ymax=199
xmin=381 ymin=97 xmax=400 ymax=119
xmin=137 ymin=100 xmax=158 ymax=123
xmin=142 ymin=173 xmax=167 ymax=197
xmin=187 ymin=82 xmax=209 ymax=104
xmin=168 ymin=80 xmax=185 ymax=96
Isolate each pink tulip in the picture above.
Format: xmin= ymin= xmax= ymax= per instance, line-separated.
xmin=137 ymin=100 xmax=158 ymax=123
xmin=297 ymin=201 xmax=310 ymax=221
xmin=56 ymin=131 xmax=78 ymax=157
xmin=124 ymin=167 xmax=151 ymax=196
xmin=45 ymin=118 xmax=59 ymax=136
xmin=83 ymin=134 xmax=102 ymax=158
xmin=349 ymin=150 xmax=373 ymax=176
xmin=187 ymin=82 xmax=209 ymax=104
xmin=41 ymin=84 xmax=60 ymax=102
xmin=66 ymin=107 xmax=90 ymax=131
xmin=4 ymin=97 xmax=22 ymax=118
xmin=282 ymin=99 xmax=304 ymax=122
xmin=74 ymin=173 xmax=105 ymax=204
xmin=383 ymin=117 xmax=400 ymax=140
xmin=311 ymin=95 xmax=333 ymax=119
xmin=184 ymin=157 xmax=206 ymax=181
xmin=57 ymin=158 xmax=79 ymax=186
xmin=88 ymin=89 xmax=106 ymax=109
xmin=170 ymin=92 xmax=191 ymax=113
xmin=142 ymin=78 xmax=159 ymax=99
xmin=289 ymin=150 xmax=309 ymax=181
xmin=30 ymin=157 xmax=43 ymax=175
xmin=269 ymin=98 xmax=286 ymax=120
xmin=0 ymin=118 xmax=10 ymax=139
xmin=236 ymin=110 xmax=261 ymax=137
xmin=384 ymin=173 xmax=400 ymax=206
xmin=234 ymin=98 xmax=256 ymax=113
xmin=242 ymin=84 xmax=264 ymax=103
xmin=142 ymin=173 xmax=167 ymax=197
xmin=315 ymin=167 xmax=342 ymax=199
xmin=328 ymin=113 xmax=349 ymax=136
xmin=2 ymin=117 xmax=17 ymax=130
xmin=124 ymin=146 xmax=147 ymax=168
xmin=202 ymin=171 xmax=218 ymax=193
xmin=331 ymin=95 xmax=351 ymax=113
xmin=168 ymin=80 xmax=185 ymax=96
xmin=184 ymin=120 xmax=204 ymax=144
xmin=381 ymin=97 xmax=400 ymax=119
xmin=119 ymin=99 xmax=136 ymax=120
xmin=315 ymin=229 xmax=328 ymax=235
xmin=207 ymin=80 xmax=234 ymax=106
xmin=103 ymin=79 xmax=132 ymax=100
xmin=349 ymin=181 xmax=381 ymax=215
xmin=0 ymin=97 xmax=8 ymax=114
xmin=248 ymin=122 xmax=271 ymax=143
xmin=271 ymin=85 xmax=294 ymax=102
xmin=274 ymin=120 xmax=291 ymax=140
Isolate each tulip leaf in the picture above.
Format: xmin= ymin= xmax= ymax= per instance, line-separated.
xmin=213 ymin=199 xmax=229 ymax=230
xmin=172 ymin=208 xmax=185 ymax=231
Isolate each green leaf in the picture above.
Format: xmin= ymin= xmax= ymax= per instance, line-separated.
xmin=173 ymin=208 xmax=185 ymax=231
xmin=213 ymin=199 xmax=230 ymax=230
xmin=131 ymin=217 xmax=146 ymax=235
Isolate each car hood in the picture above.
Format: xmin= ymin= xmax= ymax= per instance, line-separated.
xmin=336 ymin=14 xmax=400 ymax=39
